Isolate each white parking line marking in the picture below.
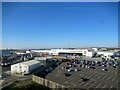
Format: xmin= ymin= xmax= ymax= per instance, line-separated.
xmin=103 ymin=74 xmax=109 ymax=79
xmin=89 ymin=82 xmax=97 ymax=88
xmin=112 ymin=77 xmax=116 ymax=81
xmin=107 ymin=76 xmax=112 ymax=80
xmin=102 ymin=68 xmax=115 ymax=80
xmin=79 ymin=82 xmax=85 ymax=86
xmin=115 ymin=71 xmax=117 ymax=75
xmin=84 ymin=81 xmax=92 ymax=86
xmin=94 ymin=73 xmax=99 ymax=77
xmin=98 ymin=75 xmax=101 ymax=79
xmin=110 ymin=86 xmax=113 ymax=88
xmin=96 ymin=83 xmax=102 ymax=88
xmin=103 ymin=84 xmax=107 ymax=88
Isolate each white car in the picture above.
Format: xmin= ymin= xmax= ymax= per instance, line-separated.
xmin=102 ymin=65 xmax=104 ymax=67
xmin=68 ymin=68 xmax=72 ymax=72
xmin=102 ymin=68 xmax=108 ymax=71
xmin=68 ymin=69 xmax=71 ymax=72
xmin=85 ymin=65 xmax=88 ymax=68
xmin=75 ymin=68 xmax=81 ymax=71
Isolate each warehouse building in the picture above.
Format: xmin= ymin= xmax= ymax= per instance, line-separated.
xmin=30 ymin=49 xmax=96 ymax=57
xmin=11 ymin=59 xmax=46 ymax=74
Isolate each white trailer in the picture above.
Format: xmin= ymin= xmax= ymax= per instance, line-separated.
xmin=11 ymin=60 xmax=41 ymax=74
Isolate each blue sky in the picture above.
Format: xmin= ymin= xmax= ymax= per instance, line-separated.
xmin=2 ymin=2 xmax=118 ymax=49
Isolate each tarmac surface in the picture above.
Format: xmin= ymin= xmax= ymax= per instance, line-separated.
xmin=0 ymin=60 xmax=56 ymax=89
xmin=45 ymin=59 xmax=118 ymax=89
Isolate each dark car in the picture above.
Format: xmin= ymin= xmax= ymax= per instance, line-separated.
xmin=91 ymin=67 xmax=96 ymax=69
xmin=108 ymin=63 xmax=112 ymax=65
xmin=54 ymin=62 xmax=59 ymax=66
xmin=98 ymin=63 xmax=102 ymax=66
xmin=104 ymin=64 xmax=107 ymax=67
xmin=65 ymin=66 xmax=70 ymax=69
xmin=67 ymin=63 xmax=70 ymax=65
xmin=74 ymin=65 xmax=77 ymax=67
xmin=92 ymin=64 xmax=96 ymax=66
xmin=113 ymin=66 xmax=117 ymax=68
xmin=64 ymin=73 xmax=71 ymax=77
xmin=97 ymin=62 xmax=101 ymax=64
xmin=45 ymin=67 xmax=53 ymax=72
xmin=76 ymin=62 xmax=80 ymax=64
xmin=62 ymin=59 xmax=69 ymax=62
xmin=80 ymin=78 xmax=89 ymax=81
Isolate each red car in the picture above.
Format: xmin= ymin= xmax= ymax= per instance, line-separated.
xmin=77 ymin=65 xmax=81 ymax=67
xmin=71 ymin=59 xmax=75 ymax=63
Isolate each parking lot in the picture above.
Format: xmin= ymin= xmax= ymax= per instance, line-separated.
xmin=45 ymin=59 xmax=118 ymax=89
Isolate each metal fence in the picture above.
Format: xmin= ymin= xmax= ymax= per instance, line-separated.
xmin=32 ymin=75 xmax=67 ymax=89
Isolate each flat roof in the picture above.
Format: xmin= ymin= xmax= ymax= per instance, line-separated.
xmin=20 ymin=60 xmax=41 ymax=66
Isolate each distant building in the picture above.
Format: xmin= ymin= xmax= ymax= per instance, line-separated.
xmin=97 ymin=50 xmax=120 ymax=58
xmin=31 ymin=49 xmax=96 ymax=57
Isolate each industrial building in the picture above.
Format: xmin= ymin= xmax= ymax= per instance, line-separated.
xmin=11 ymin=59 xmax=46 ymax=74
xmin=97 ymin=51 xmax=114 ymax=58
xmin=25 ymin=48 xmax=120 ymax=59
xmin=30 ymin=49 xmax=96 ymax=57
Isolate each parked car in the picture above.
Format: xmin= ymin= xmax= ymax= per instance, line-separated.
xmin=64 ymin=73 xmax=71 ymax=77
xmin=45 ymin=67 xmax=53 ymax=72
xmin=73 ymin=65 xmax=77 ymax=67
xmin=87 ymin=65 xmax=90 ymax=68
xmin=102 ymin=68 xmax=108 ymax=71
xmin=91 ymin=67 xmax=96 ymax=69
xmin=85 ymin=65 xmax=88 ymax=68
xmin=82 ymin=65 xmax=85 ymax=67
xmin=68 ymin=68 xmax=72 ymax=72
xmin=99 ymin=64 xmax=102 ymax=66
xmin=97 ymin=62 xmax=101 ymax=64
xmin=67 ymin=63 xmax=70 ymax=65
xmin=62 ymin=66 xmax=66 ymax=69
xmin=75 ymin=68 xmax=81 ymax=71
xmin=92 ymin=64 xmax=96 ymax=66
xmin=77 ymin=65 xmax=81 ymax=67
xmin=55 ymin=62 xmax=59 ymax=66
xmin=64 ymin=66 xmax=70 ymax=69
xmin=62 ymin=59 xmax=69 ymax=62
xmin=76 ymin=62 xmax=80 ymax=64
xmin=104 ymin=65 xmax=107 ymax=67
xmin=80 ymin=78 xmax=89 ymax=81
xmin=69 ymin=64 xmax=73 ymax=67
xmin=113 ymin=66 xmax=117 ymax=68
xmin=102 ymin=65 xmax=104 ymax=67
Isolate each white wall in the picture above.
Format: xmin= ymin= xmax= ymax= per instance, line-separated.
xmin=11 ymin=61 xmax=42 ymax=74
xmin=97 ymin=51 xmax=114 ymax=58
xmin=86 ymin=52 xmax=93 ymax=57
xmin=26 ymin=51 xmax=31 ymax=53
xmin=32 ymin=49 xmax=94 ymax=57
xmin=11 ymin=64 xmax=18 ymax=73
xmin=92 ymin=48 xmax=98 ymax=51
